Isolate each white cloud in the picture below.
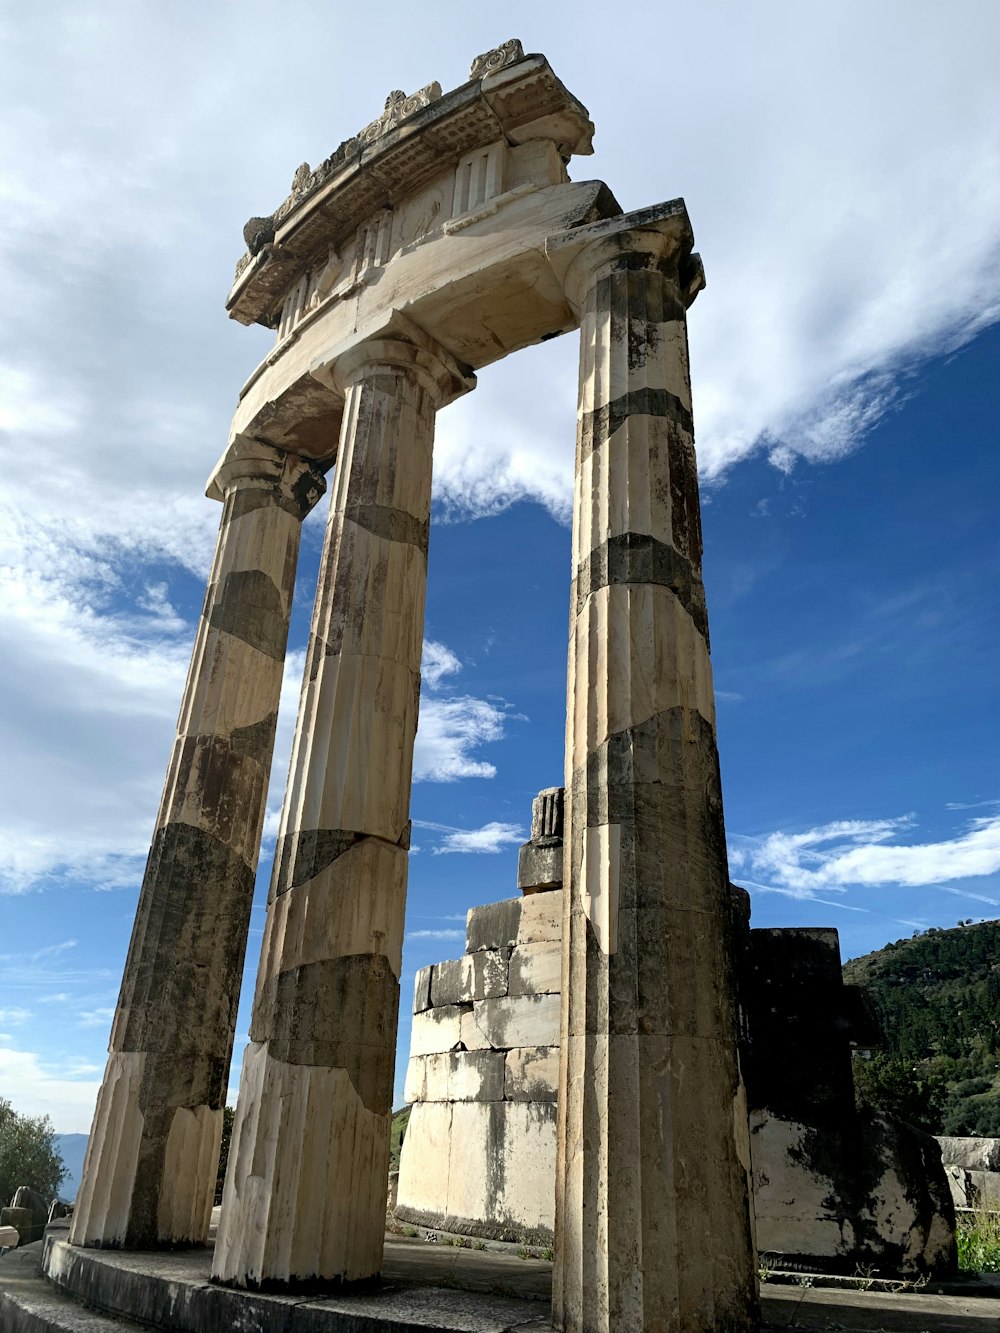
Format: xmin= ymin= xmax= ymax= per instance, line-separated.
xmin=733 ymin=812 xmax=1000 ymax=899
xmin=432 ymin=821 xmax=524 ymax=856
xmin=0 ymin=1008 xmax=31 ymax=1026
xmin=405 ymin=928 xmax=465 ymax=941
xmin=77 ymin=1007 xmax=116 ymax=1030
xmin=0 ymin=5 xmax=994 ymax=907
xmin=258 ymin=643 xmax=514 ymax=855
xmin=0 ymin=1045 xmax=100 ymax=1134
xmin=421 ymin=639 xmax=463 ymax=688
xmin=413 ymin=696 xmax=511 ymax=782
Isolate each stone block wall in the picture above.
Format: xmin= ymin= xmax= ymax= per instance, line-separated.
xmin=395 ymin=892 xmax=562 ymax=1242
xmin=398 ymin=880 xmax=956 ymax=1274
xmin=938 ymin=1137 xmax=1000 ymax=1212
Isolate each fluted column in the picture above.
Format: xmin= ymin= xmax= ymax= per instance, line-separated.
xmin=547 ymin=206 xmax=759 ymax=1332
xmin=71 ymin=440 xmax=326 ymax=1250
xmin=212 ymin=337 xmax=473 ymax=1290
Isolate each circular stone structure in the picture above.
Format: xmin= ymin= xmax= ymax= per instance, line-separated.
xmin=64 ymin=40 xmax=759 ymax=1333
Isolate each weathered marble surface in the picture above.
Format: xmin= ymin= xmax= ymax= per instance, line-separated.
xmin=517 ymin=786 xmax=564 ymax=894
xmin=71 ymin=441 xmax=324 ymax=1250
xmin=213 ymin=340 xmax=470 ymax=1290
xmin=546 ymin=206 xmax=758 ymax=1333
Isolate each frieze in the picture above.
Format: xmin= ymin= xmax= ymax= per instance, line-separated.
xmin=239 ymin=82 xmax=442 ymax=272
xmin=228 ymin=46 xmax=594 ymax=319
xmin=469 ymin=39 xmax=525 ymax=81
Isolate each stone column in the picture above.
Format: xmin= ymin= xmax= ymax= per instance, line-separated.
xmin=546 ymin=206 xmax=759 ymax=1332
xmin=212 ymin=337 xmax=473 ymax=1290
xmin=71 ymin=440 xmax=325 ymax=1250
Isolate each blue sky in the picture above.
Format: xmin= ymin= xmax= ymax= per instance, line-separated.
xmin=0 ymin=2 xmax=998 ymax=1132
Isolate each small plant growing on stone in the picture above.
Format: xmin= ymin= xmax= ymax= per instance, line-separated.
xmin=853 ymin=1261 xmax=878 ymax=1291
xmin=516 ymin=1246 xmax=530 ymax=1260
xmin=957 ymin=1210 xmax=1000 ymax=1273
xmin=402 ymin=1226 xmax=418 ymax=1237
xmin=542 ymin=1246 xmax=554 ymax=1261
xmin=473 ymin=1239 xmax=487 ymax=1251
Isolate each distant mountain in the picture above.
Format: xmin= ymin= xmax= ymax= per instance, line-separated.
xmin=54 ymin=1134 xmax=88 ymax=1202
xmin=843 ymin=919 xmax=1000 ymax=1136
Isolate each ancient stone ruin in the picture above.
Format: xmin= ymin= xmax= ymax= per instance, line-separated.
xmin=399 ymin=788 xmax=957 ymax=1279
xmin=57 ymin=39 xmax=759 ymax=1331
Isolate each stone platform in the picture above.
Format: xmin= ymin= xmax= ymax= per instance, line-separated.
xmin=1 ymin=1225 xmax=998 ymax=1333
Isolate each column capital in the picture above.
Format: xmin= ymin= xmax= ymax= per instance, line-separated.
xmin=545 ymin=198 xmax=706 ymax=315
xmin=317 ymin=310 xmax=476 ymax=410
xmin=206 ymin=437 xmax=327 ymax=519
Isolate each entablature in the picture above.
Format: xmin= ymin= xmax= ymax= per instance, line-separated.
xmin=227 ymin=41 xmax=594 ymax=330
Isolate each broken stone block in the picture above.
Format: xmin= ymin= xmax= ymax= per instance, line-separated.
xmin=937 ymin=1135 xmax=1000 ymax=1174
xmin=507 ymin=941 xmax=561 ymax=996
xmin=472 ymin=993 xmax=560 ymax=1050
xmin=505 ymin=1046 xmax=559 ymax=1101
xmin=0 ymin=1207 xmax=34 ymax=1248
xmin=466 ymin=897 xmax=521 ymax=953
xmin=944 ymin=1164 xmax=976 ymax=1210
xmin=517 ymin=788 xmax=564 ymax=894
xmin=517 ymin=841 xmax=562 ymax=894
xmin=966 ymin=1169 xmax=1000 ymax=1210
xmin=412 ymin=965 xmax=433 ymax=1014
xmin=751 ymin=1109 xmax=956 ymax=1278
xmin=430 ymin=955 xmax=474 ymax=1007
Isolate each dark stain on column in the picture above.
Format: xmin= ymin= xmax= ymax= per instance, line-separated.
xmin=116 ymin=823 xmax=255 ymax=1052
xmin=579 ymin=387 xmax=694 ymax=460
xmin=597 ymin=269 xmax=686 ymax=371
xmin=575 ymin=532 xmax=708 ymax=637
xmin=230 ymin=711 xmax=279 ymax=767
xmin=162 ymin=733 xmax=270 ymax=845
xmin=251 ymin=956 xmax=399 ymax=1114
xmin=345 ymin=502 xmax=430 ymax=554
xmin=210 ymin=570 xmax=289 ymax=660
xmin=125 ymin=1046 xmax=230 ymax=1248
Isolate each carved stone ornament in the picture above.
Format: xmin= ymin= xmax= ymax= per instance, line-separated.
xmin=357 ymin=83 xmax=443 ymax=145
xmin=469 ymin=39 xmax=525 ymax=81
xmin=238 ymin=83 xmax=442 ymax=274
xmin=243 ymin=216 xmax=275 ymax=255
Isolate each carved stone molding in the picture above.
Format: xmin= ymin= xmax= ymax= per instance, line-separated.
xmin=229 ymin=50 xmax=594 ymax=311
xmin=469 ymin=39 xmax=525 ymax=81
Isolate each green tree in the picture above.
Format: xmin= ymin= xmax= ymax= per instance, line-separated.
xmin=0 ymin=1097 xmax=66 ymax=1207
xmin=853 ymin=1054 xmax=948 ymax=1134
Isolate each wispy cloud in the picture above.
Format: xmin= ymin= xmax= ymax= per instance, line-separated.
xmin=77 ymin=1007 xmax=116 ymax=1029
xmin=432 ymin=821 xmax=524 ymax=856
xmin=405 ymin=928 xmax=465 ymax=941
xmin=732 ymin=811 xmax=1000 ymax=899
xmin=421 ymin=639 xmax=462 ymax=688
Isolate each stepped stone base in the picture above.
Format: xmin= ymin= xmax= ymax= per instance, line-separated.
xmin=2 ymin=1227 xmax=996 ymax=1333
xmin=20 ymin=1225 xmax=553 ymax=1333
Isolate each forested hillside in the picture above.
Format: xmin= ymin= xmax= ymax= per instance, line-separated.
xmin=844 ymin=919 xmax=1000 ymax=1136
